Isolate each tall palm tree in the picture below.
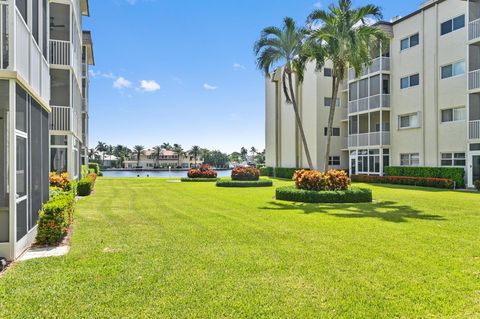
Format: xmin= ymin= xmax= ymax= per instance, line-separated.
xmin=250 ymin=147 xmax=257 ymax=162
xmin=161 ymin=142 xmax=172 ymax=151
xmin=173 ymin=144 xmax=184 ymax=167
xmin=306 ymin=0 xmax=387 ymax=171
xmin=133 ymin=145 xmax=145 ymax=168
xmin=153 ymin=146 xmax=162 ymax=168
xmin=254 ymin=17 xmax=314 ymax=170
xmin=189 ymin=145 xmax=201 ymax=167
xmin=95 ymin=141 xmax=107 ymax=166
xmin=240 ymin=147 xmax=248 ymax=162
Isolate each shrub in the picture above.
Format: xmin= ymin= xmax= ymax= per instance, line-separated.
xmin=77 ymin=173 xmax=97 ymax=197
xmin=276 ymin=186 xmax=372 ymax=203
xmin=36 ymin=194 xmax=75 ymax=245
xmin=81 ymin=165 xmax=88 ymax=179
xmin=352 ymin=175 xmax=455 ymax=189
xmin=181 ymin=177 xmax=218 ymax=182
xmin=474 ymin=180 xmax=480 ymax=191
xmin=49 ymin=172 xmax=70 ymax=190
xmin=275 ymin=167 xmax=305 ymax=179
xmin=231 ymin=167 xmax=260 ymax=181
xmin=293 ymin=169 xmax=351 ymax=191
xmin=187 ymin=164 xmax=218 ymax=179
xmin=88 ymin=163 xmax=101 ymax=175
xmin=259 ymin=167 xmax=273 ymax=177
xmin=384 ymin=166 xmax=465 ymax=188
xmin=216 ymin=179 xmax=273 ymax=188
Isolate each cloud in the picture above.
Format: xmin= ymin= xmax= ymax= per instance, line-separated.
xmin=233 ymin=63 xmax=246 ymax=70
xmin=89 ymin=70 xmax=116 ymax=79
xmin=113 ymin=77 xmax=132 ymax=89
xmin=313 ymin=1 xmax=322 ymax=8
xmin=139 ymin=80 xmax=161 ymax=92
xmin=203 ymin=83 xmax=218 ymax=91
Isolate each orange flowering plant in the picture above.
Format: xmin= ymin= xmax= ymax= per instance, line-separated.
xmin=293 ymin=169 xmax=350 ymax=191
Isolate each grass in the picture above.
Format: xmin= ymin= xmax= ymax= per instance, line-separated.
xmin=0 ymin=178 xmax=479 ymax=318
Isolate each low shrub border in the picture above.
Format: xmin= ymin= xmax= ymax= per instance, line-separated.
xmin=77 ymin=173 xmax=97 ymax=196
xmin=37 ymin=192 xmax=75 ymax=245
xmin=352 ymin=174 xmax=455 ymax=189
xmin=474 ymin=180 xmax=480 ymax=191
xmin=181 ymin=177 xmax=218 ymax=182
xmin=384 ymin=166 xmax=464 ymax=188
xmin=216 ymin=179 xmax=273 ymax=188
xmin=231 ymin=167 xmax=260 ymax=181
xmin=276 ymin=186 xmax=372 ymax=203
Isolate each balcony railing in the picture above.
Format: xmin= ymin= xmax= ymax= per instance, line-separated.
xmin=469 ymin=69 xmax=480 ymax=90
xmin=50 ymin=39 xmax=70 ymax=65
xmin=348 ymin=57 xmax=390 ymax=80
xmin=49 ymin=106 xmax=71 ymax=131
xmin=348 ymin=132 xmax=391 ymax=148
xmin=348 ymin=94 xmax=390 ymax=114
xmin=470 ymin=120 xmax=480 ymax=140
xmin=469 ymin=18 xmax=480 ymax=41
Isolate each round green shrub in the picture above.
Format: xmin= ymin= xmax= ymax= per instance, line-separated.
xmin=216 ymin=179 xmax=273 ymax=188
xmin=475 ymin=180 xmax=480 ymax=191
xmin=276 ymin=186 xmax=372 ymax=203
xmin=181 ymin=177 xmax=218 ymax=182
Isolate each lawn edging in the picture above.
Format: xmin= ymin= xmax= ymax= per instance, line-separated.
xmin=276 ymin=186 xmax=372 ymax=203
xmin=181 ymin=177 xmax=219 ymax=182
xmin=216 ymin=179 xmax=273 ymax=188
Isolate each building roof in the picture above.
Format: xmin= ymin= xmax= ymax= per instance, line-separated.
xmin=83 ymin=31 xmax=95 ymax=66
xmin=81 ymin=0 xmax=90 ymax=17
xmin=376 ymin=0 xmax=449 ymax=26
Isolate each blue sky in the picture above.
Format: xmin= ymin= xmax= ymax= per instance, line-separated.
xmin=84 ymin=0 xmax=421 ymax=153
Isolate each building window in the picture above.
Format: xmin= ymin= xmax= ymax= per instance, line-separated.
xmin=441 ymin=15 xmax=465 ymax=36
xmin=400 ymin=74 xmax=420 ymax=89
xmin=324 ymin=127 xmax=341 ymax=136
xmin=329 ymin=156 xmax=341 ymax=166
xmin=471 ymin=143 xmax=480 ymax=151
xmin=324 ymin=68 xmax=332 ymax=77
xmin=324 ymin=97 xmax=340 ymax=108
xmin=16 ymin=0 xmax=27 ymax=22
xmin=441 ymin=153 xmax=466 ymax=167
xmin=400 ymin=33 xmax=419 ymax=50
xmin=399 ymin=113 xmax=420 ymax=129
xmin=441 ymin=61 xmax=465 ymax=79
xmin=441 ymin=107 xmax=466 ymax=123
xmin=400 ymin=153 xmax=420 ymax=166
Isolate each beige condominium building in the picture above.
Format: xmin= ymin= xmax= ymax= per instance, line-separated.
xmin=265 ymin=0 xmax=480 ymax=188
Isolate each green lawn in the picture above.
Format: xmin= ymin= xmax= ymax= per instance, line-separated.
xmin=1 ymin=178 xmax=479 ymax=318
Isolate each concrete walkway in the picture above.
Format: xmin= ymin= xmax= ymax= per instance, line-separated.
xmin=18 ymin=246 xmax=70 ymax=261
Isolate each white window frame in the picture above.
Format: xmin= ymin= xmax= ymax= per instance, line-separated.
xmin=440 ymin=14 xmax=466 ymax=36
xmin=400 ymin=33 xmax=420 ymax=51
xmin=398 ymin=112 xmax=420 ymax=129
xmin=324 ymin=97 xmax=340 ymax=108
xmin=440 ymin=106 xmax=466 ymax=123
xmin=328 ymin=156 xmax=341 ymax=166
xmin=440 ymin=152 xmax=466 ymax=167
xmin=400 ymin=153 xmax=420 ymax=166
xmin=400 ymin=73 xmax=420 ymax=89
xmin=441 ymin=61 xmax=465 ymax=80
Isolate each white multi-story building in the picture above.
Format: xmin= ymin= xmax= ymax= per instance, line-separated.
xmin=0 ymin=0 xmax=92 ymax=261
xmin=265 ymin=0 xmax=480 ymax=188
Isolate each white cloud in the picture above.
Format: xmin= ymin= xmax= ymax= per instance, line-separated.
xmin=113 ymin=77 xmax=132 ymax=89
xmin=233 ymin=63 xmax=246 ymax=70
xmin=313 ymin=1 xmax=322 ymax=9
xmin=139 ymin=80 xmax=161 ymax=92
xmin=203 ymin=83 xmax=218 ymax=91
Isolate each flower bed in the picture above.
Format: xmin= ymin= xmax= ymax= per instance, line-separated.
xmin=216 ymin=179 xmax=273 ymax=188
xmin=231 ymin=167 xmax=260 ymax=181
xmin=187 ymin=164 xmax=218 ymax=179
xmin=181 ymin=177 xmax=219 ymax=182
xmin=276 ymin=186 xmax=372 ymax=203
xmin=351 ymin=174 xmax=455 ymax=189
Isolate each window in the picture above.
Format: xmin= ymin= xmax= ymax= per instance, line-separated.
xmin=441 ymin=153 xmax=466 ymax=166
xmin=324 ymin=127 xmax=340 ymax=136
xmin=329 ymin=156 xmax=341 ymax=166
xmin=400 ymin=153 xmax=420 ymax=166
xmin=33 ymin=0 xmax=39 ymax=44
xmin=400 ymin=33 xmax=419 ymax=50
xmin=471 ymin=143 xmax=480 ymax=151
xmin=441 ymin=107 xmax=466 ymax=122
xmin=324 ymin=97 xmax=340 ymax=107
xmin=399 ymin=113 xmax=420 ymax=129
xmin=441 ymin=15 xmax=465 ymax=36
xmin=324 ymin=68 xmax=332 ymax=77
xmin=441 ymin=61 xmax=465 ymax=79
xmin=16 ymin=0 xmax=27 ymax=22
xmin=400 ymin=74 xmax=420 ymax=89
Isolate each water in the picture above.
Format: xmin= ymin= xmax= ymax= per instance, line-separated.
xmin=102 ymin=170 xmax=232 ymax=178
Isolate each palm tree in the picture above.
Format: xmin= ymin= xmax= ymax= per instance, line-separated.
xmin=240 ymin=147 xmax=248 ymax=162
xmin=254 ymin=17 xmax=314 ymax=170
xmin=250 ymin=147 xmax=257 ymax=162
xmin=306 ymin=0 xmax=387 ymax=171
xmin=173 ymin=144 xmax=184 ymax=167
xmin=161 ymin=142 xmax=172 ymax=151
xmin=95 ymin=141 xmax=107 ymax=166
xmin=153 ymin=146 xmax=162 ymax=168
xmin=133 ymin=145 xmax=145 ymax=168
xmin=189 ymin=145 xmax=201 ymax=168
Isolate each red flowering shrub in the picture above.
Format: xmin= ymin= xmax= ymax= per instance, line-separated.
xmin=293 ymin=169 xmax=351 ymax=191
xmin=50 ymin=172 xmax=71 ymax=191
xmin=187 ymin=164 xmax=218 ymax=179
xmin=231 ymin=167 xmax=260 ymax=181
xmin=352 ymin=175 xmax=455 ymax=189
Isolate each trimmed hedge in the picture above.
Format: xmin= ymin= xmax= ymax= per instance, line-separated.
xmin=216 ymin=179 xmax=273 ymax=188
xmin=384 ymin=166 xmax=465 ymax=188
xmin=474 ymin=180 xmax=480 ymax=191
xmin=77 ymin=173 xmax=97 ymax=196
xmin=259 ymin=167 xmax=273 ymax=177
xmin=88 ymin=163 xmax=101 ymax=175
xmin=276 ymin=186 xmax=372 ymax=203
xmin=262 ymin=167 xmax=309 ymax=179
xmin=181 ymin=177 xmax=218 ymax=182
xmin=231 ymin=167 xmax=260 ymax=181
xmin=36 ymin=193 xmax=75 ymax=245
xmin=352 ymin=174 xmax=455 ymax=189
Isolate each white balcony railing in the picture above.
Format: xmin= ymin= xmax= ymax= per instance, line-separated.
xmin=349 ymin=100 xmax=358 ymax=113
xmin=348 ymin=57 xmax=390 ymax=81
xmin=0 ymin=2 xmax=8 ymax=69
xmin=469 ymin=69 xmax=480 ymax=90
xmin=470 ymin=120 xmax=480 ymax=140
xmin=469 ymin=18 xmax=480 ymax=41
xmin=348 ymin=132 xmax=391 ymax=148
xmin=49 ymin=106 xmax=71 ymax=131
xmin=369 ymin=94 xmax=390 ymax=110
xmin=50 ymin=39 xmax=70 ymax=65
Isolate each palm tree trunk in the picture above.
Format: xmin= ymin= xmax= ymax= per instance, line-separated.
xmin=324 ymin=75 xmax=340 ymax=172
xmin=286 ymin=70 xmax=314 ymax=170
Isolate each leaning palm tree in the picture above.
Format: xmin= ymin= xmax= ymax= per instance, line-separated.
xmin=133 ymin=145 xmax=145 ymax=168
xmin=254 ymin=17 xmax=314 ymax=170
xmin=306 ymin=0 xmax=388 ymax=171
xmin=153 ymin=146 xmax=162 ymax=168
xmin=189 ymin=145 xmax=201 ymax=168
xmin=173 ymin=144 xmax=184 ymax=167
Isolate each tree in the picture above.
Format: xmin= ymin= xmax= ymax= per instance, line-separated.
xmin=189 ymin=145 xmax=201 ymax=167
xmin=240 ymin=147 xmax=248 ymax=162
xmin=203 ymin=151 xmax=229 ymax=168
xmin=133 ymin=145 xmax=145 ymax=168
xmin=95 ymin=141 xmax=107 ymax=166
xmin=229 ymin=152 xmax=242 ymax=163
xmin=153 ymin=146 xmax=162 ymax=168
xmin=250 ymin=147 xmax=258 ymax=162
xmin=255 ymin=149 xmax=266 ymax=165
xmin=161 ymin=142 xmax=172 ymax=151
xmin=173 ymin=144 xmax=184 ymax=167
xmin=254 ymin=17 xmax=314 ymax=170
xmin=306 ymin=0 xmax=387 ymax=171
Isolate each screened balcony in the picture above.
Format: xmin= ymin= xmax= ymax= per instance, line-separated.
xmin=348 ymin=74 xmax=390 ymax=114
xmin=470 ymin=93 xmax=480 ymax=140
xmin=469 ymin=43 xmax=480 ymax=90
xmin=348 ymin=111 xmax=390 ymax=147
xmin=469 ymin=0 xmax=480 ymax=42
